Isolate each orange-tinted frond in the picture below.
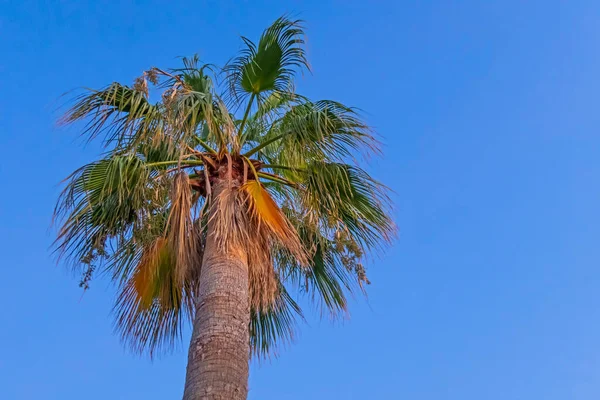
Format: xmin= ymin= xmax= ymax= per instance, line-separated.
xmin=132 ymin=237 xmax=173 ymax=309
xmin=242 ymin=180 xmax=308 ymax=266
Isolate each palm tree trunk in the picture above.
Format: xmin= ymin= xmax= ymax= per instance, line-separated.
xmin=183 ymin=184 xmax=250 ymax=400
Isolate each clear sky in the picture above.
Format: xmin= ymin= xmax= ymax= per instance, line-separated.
xmin=2 ymin=1 xmax=600 ymax=399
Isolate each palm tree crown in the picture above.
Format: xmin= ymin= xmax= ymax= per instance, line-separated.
xmin=54 ymin=16 xmax=395 ymax=359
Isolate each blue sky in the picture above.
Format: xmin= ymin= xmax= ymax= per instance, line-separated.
xmin=2 ymin=0 xmax=600 ymax=399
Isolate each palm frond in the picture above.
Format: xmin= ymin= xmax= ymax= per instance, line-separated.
xmin=178 ymin=55 xmax=216 ymax=94
xmin=277 ymin=211 xmax=353 ymax=317
xmin=270 ymin=161 xmax=394 ymax=317
xmin=302 ymin=162 xmax=394 ymax=251
xmin=250 ymin=279 xmax=303 ymax=358
xmin=242 ymin=91 xmax=305 ymax=147
xmin=53 ymin=154 xmax=156 ymax=267
xmin=61 ymin=83 xmax=163 ymax=151
xmin=254 ymin=91 xmax=304 ymax=122
xmin=113 ymin=236 xmax=199 ymax=356
xmin=241 ymin=180 xmax=307 ymax=264
xmin=224 ymin=16 xmax=309 ymax=106
xmin=166 ymin=172 xmax=200 ymax=285
xmin=245 ymin=100 xmax=377 ymax=165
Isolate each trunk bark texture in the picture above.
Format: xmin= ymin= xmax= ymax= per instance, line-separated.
xmin=183 ymin=183 xmax=250 ymax=400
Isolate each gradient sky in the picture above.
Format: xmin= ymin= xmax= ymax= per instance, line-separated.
xmin=2 ymin=1 xmax=600 ymax=399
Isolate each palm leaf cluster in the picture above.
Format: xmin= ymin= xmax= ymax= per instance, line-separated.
xmin=54 ymin=16 xmax=394 ymax=358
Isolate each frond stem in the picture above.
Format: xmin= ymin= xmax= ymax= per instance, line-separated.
xmin=146 ymin=160 xmax=205 ymax=168
xmin=257 ymin=172 xmax=300 ymax=188
xmin=262 ymin=164 xmax=306 ymax=172
xmin=191 ymin=136 xmax=218 ymax=155
xmin=237 ymin=93 xmax=256 ymax=149
xmin=242 ymin=156 xmax=260 ymax=180
xmin=243 ymin=132 xmax=285 ymax=158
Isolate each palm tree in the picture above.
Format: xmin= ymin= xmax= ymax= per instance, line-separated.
xmin=54 ymin=16 xmax=394 ymax=400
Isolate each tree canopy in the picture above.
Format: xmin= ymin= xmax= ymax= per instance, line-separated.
xmin=54 ymin=16 xmax=395 ymax=358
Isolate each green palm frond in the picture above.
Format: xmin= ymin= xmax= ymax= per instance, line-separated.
xmin=245 ymin=100 xmax=377 ymax=164
xmin=250 ymin=279 xmax=303 ymax=358
xmin=137 ymin=135 xmax=179 ymax=165
xmin=242 ymin=91 xmax=306 ymax=147
xmin=62 ymin=83 xmax=163 ymax=151
xmin=225 ymin=16 xmax=309 ymax=105
xmin=302 ymin=162 xmax=394 ymax=250
xmin=54 ymin=154 xmax=157 ymax=267
xmin=251 ymin=89 xmax=306 ymax=126
xmin=277 ymin=209 xmax=358 ymax=316
xmin=179 ymin=55 xmax=216 ymax=94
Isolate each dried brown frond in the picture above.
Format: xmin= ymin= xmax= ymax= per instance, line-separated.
xmin=115 ymin=236 xmax=201 ymax=356
xmin=207 ymin=184 xmax=275 ymax=311
xmin=219 ymin=100 xmax=237 ymax=153
xmin=132 ymin=237 xmax=170 ymax=308
xmin=209 ymin=184 xmax=250 ymax=252
xmin=133 ymin=76 xmax=149 ymax=98
xmin=247 ymin=223 xmax=279 ymax=311
xmin=207 ymin=181 xmax=308 ymax=312
xmin=166 ymin=172 xmax=200 ymax=285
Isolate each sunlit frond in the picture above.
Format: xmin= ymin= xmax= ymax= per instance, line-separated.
xmin=241 ymin=180 xmax=306 ymax=264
